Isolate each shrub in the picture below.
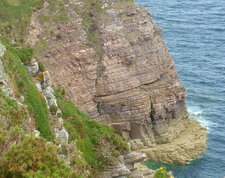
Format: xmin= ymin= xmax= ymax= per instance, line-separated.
xmin=0 ymin=136 xmax=77 ymax=178
xmin=0 ymin=127 xmax=25 ymax=158
xmin=154 ymin=167 xmax=170 ymax=178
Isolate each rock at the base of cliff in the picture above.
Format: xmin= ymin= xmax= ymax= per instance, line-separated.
xmin=133 ymin=163 xmax=155 ymax=178
xmin=140 ymin=120 xmax=207 ymax=165
xmin=124 ymin=152 xmax=147 ymax=170
xmin=111 ymin=163 xmax=131 ymax=177
xmin=103 ymin=152 xmax=147 ymax=178
xmin=129 ymin=139 xmax=145 ymax=150
xmin=124 ymin=152 xmax=147 ymax=165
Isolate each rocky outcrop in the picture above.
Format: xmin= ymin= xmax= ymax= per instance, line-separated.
xmin=103 ymin=152 xmax=150 ymax=178
xmin=27 ymin=0 xmax=207 ymax=164
xmin=139 ymin=119 xmax=206 ymax=165
xmin=103 ymin=151 xmax=174 ymax=178
xmin=26 ymin=59 xmax=69 ymax=144
xmin=0 ymin=42 xmax=13 ymax=96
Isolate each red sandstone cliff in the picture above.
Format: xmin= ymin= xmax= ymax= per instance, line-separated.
xmin=27 ymin=0 xmax=206 ymax=164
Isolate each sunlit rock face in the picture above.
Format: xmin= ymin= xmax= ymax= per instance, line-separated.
xmin=29 ymin=0 xmax=206 ymax=164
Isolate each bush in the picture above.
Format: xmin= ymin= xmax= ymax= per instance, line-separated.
xmin=0 ymin=127 xmax=25 ymax=158
xmin=0 ymin=136 xmax=77 ymax=178
xmin=154 ymin=167 xmax=170 ymax=178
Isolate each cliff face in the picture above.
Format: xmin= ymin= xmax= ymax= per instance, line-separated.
xmin=96 ymin=2 xmax=188 ymax=145
xmin=28 ymin=0 xmax=206 ymax=164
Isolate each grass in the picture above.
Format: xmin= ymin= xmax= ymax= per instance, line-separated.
xmin=0 ymin=89 xmax=27 ymax=128
xmin=1 ymin=39 xmax=53 ymax=140
xmin=39 ymin=0 xmax=69 ymax=24
xmin=0 ymin=0 xmax=45 ymax=42
xmin=55 ymin=88 xmax=127 ymax=172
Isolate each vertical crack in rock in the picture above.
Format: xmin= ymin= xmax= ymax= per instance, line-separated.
xmin=149 ymin=98 xmax=156 ymax=123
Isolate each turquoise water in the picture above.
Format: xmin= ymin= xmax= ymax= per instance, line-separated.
xmin=135 ymin=0 xmax=225 ymax=178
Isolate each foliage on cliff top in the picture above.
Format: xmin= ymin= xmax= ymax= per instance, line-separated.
xmin=55 ymin=87 xmax=128 ymax=172
xmin=1 ymin=39 xmax=53 ymax=140
xmin=0 ymin=0 xmax=45 ymax=42
xmin=0 ymin=136 xmax=77 ymax=178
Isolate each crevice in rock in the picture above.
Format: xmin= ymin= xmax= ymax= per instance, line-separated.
xmin=150 ymin=98 xmax=156 ymax=123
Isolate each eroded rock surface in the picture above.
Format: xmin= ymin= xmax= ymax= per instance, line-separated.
xmin=103 ymin=152 xmax=149 ymax=178
xmin=27 ymin=0 xmax=207 ymax=164
xmin=140 ymin=119 xmax=207 ymax=165
xmin=0 ymin=42 xmax=13 ymax=96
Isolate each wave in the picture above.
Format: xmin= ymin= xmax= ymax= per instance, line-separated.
xmin=187 ymin=106 xmax=216 ymax=132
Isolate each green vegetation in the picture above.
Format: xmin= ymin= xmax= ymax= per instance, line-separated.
xmin=0 ymin=90 xmax=27 ymax=128
xmin=0 ymin=89 xmax=18 ymax=111
xmin=154 ymin=167 xmax=171 ymax=178
xmin=9 ymin=46 xmax=33 ymax=63
xmin=55 ymin=87 xmax=127 ymax=172
xmin=1 ymin=40 xmax=53 ymax=140
xmin=76 ymin=0 xmax=102 ymax=44
xmin=37 ymin=60 xmax=46 ymax=72
xmin=0 ymin=136 xmax=77 ymax=178
xmin=75 ymin=0 xmax=105 ymax=76
xmin=0 ymin=0 xmax=45 ymax=42
xmin=39 ymin=0 xmax=69 ymax=24
xmin=50 ymin=104 xmax=58 ymax=115
xmin=0 ymin=0 xmax=130 ymax=177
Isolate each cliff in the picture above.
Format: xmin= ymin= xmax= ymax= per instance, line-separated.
xmin=27 ymin=0 xmax=206 ymax=164
xmin=0 ymin=0 xmax=206 ymax=177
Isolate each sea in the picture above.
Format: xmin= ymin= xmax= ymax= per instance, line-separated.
xmin=135 ymin=0 xmax=225 ymax=178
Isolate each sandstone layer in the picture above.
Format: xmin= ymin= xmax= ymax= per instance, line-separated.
xmin=139 ymin=119 xmax=206 ymax=165
xmin=27 ymin=0 xmax=207 ymax=164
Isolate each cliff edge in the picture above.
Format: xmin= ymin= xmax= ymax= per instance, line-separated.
xmin=27 ymin=0 xmax=206 ymax=165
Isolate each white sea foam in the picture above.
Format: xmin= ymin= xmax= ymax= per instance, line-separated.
xmin=187 ymin=106 xmax=216 ymax=132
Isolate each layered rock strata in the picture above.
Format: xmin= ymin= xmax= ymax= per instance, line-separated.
xmin=27 ymin=0 xmax=207 ymax=164
xmin=139 ymin=119 xmax=206 ymax=165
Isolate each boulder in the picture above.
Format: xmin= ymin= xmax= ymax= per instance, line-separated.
xmin=26 ymin=59 xmax=39 ymax=76
xmin=54 ymin=128 xmax=69 ymax=144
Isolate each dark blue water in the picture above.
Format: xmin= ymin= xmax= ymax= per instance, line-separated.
xmin=135 ymin=0 xmax=225 ymax=178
